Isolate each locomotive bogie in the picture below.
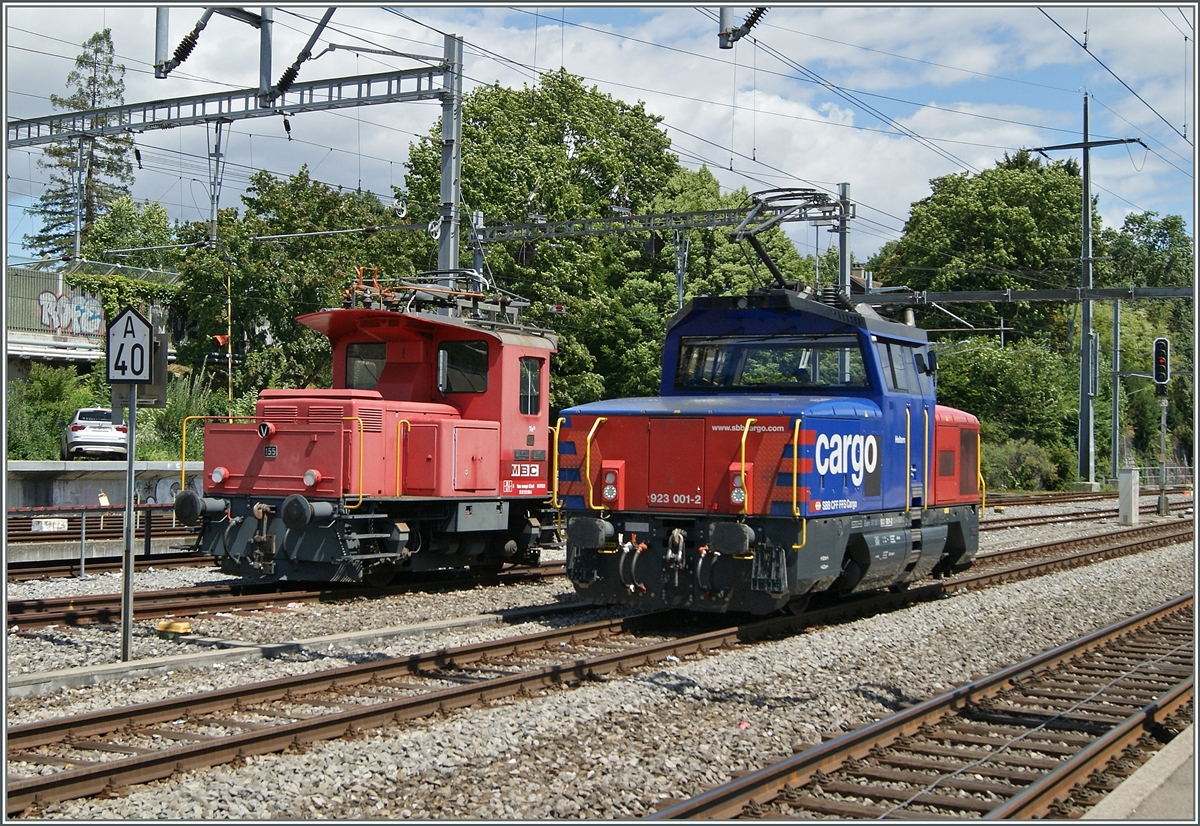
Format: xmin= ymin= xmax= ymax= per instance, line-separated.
xmin=183 ymin=491 xmax=547 ymax=581
xmin=564 ymin=500 xmax=977 ymax=614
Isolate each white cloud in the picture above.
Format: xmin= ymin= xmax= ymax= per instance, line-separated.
xmin=6 ymin=4 xmax=1193 ymax=265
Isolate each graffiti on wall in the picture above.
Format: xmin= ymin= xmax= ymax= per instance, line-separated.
xmin=38 ymin=291 xmax=103 ymax=337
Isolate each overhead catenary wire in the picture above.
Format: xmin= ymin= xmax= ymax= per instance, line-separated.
xmin=7 ymin=8 xmax=1180 ymax=280
xmin=1040 ymin=8 xmax=1193 ymax=146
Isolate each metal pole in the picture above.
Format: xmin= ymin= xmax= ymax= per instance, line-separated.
xmin=437 ymin=34 xmax=463 ymax=275
xmin=72 ymin=137 xmax=85 ymax=261
xmin=1110 ymin=300 xmax=1121 ymax=480
xmin=1078 ymin=94 xmax=1095 ymax=486
xmin=837 ymin=182 xmax=850 ymax=295
xmin=1158 ymin=397 xmax=1169 ymax=515
xmin=258 ymin=7 xmax=273 ymax=104
xmin=471 ymin=210 xmax=484 ymax=278
xmin=79 ymin=510 xmax=87 ymax=578
xmin=838 ymin=182 xmax=851 ymax=382
xmin=154 ymin=8 xmax=170 ymax=78
xmin=121 ymin=385 xmax=137 ymax=662
xmin=675 ymin=229 xmax=689 ymax=309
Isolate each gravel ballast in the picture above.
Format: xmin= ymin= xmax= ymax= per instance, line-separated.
xmin=5 ymin=497 xmax=1194 ymax=819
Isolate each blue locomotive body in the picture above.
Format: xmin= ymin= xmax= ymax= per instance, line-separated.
xmin=554 ymin=288 xmax=981 ymax=614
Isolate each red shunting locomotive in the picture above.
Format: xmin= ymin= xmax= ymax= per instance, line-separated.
xmin=175 ymin=272 xmax=558 ymax=584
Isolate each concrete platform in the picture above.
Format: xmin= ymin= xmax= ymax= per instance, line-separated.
xmin=1084 ymin=725 xmax=1194 ymax=821
xmin=6 ymin=537 xmax=195 ymax=564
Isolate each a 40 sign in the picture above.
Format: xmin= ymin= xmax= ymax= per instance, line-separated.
xmin=106 ymin=306 xmax=154 ymax=385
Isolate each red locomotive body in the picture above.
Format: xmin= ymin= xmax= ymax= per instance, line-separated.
xmin=176 ymin=274 xmax=558 ymax=584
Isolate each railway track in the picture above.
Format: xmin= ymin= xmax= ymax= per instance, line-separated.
xmin=5 ymin=510 xmax=191 ymax=544
xmin=649 ymin=594 xmax=1193 ymax=820
xmin=5 ymin=519 xmax=1193 ymax=815
xmin=981 ymin=499 xmax=1191 ymax=531
xmin=6 ymin=563 xmax=569 ymax=630
xmin=6 ymin=552 xmax=214 ymax=583
xmin=8 ymin=520 xmax=1189 ymax=630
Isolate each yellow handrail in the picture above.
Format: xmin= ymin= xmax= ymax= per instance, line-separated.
xmin=180 ymin=414 xmax=253 ymax=492
xmin=550 ymin=417 xmax=565 ymax=508
xmin=978 ymin=429 xmax=987 ymax=513
xmin=791 ymin=418 xmax=803 ymax=518
xmin=923 ymin=406 xmax=930 ymax=511
xmin=905 ymin=407 xmax=912 ymax=513
xmin=791 ymin=418 xmax=806 ymax=549
xmin=585 ymin=417 xmax=607 ymax=510
xmin=739 ymin=418 xmax=757 ymax=515
xmin=342 ymin=417 xmax=365 ymax=509
xmin=394 ymin=418 xmax=411 ymax=496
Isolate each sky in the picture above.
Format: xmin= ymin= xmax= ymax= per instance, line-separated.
xmin=5 ymin=3 xmax=1197 ymax=273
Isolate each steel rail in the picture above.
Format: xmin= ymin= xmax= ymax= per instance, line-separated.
xmin=7 ymin=564 xmax=567 ymax=628
xmin=648 ymin=593 xmax=1193 ymax=819
xmin=986 ymin=678 xmax=1193 ymax=819
xmin=6 ymin=521 xmax=1191 ymax=813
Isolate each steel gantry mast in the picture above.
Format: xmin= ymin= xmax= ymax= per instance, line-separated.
xmin=9 ymin=9 xmax=465 ymax=270
xmin=1029 ymin=95 xmax=1147 ymax=489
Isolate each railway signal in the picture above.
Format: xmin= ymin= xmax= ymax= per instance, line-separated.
xmin=1153 ymin=337 xmax=1170 ymax=386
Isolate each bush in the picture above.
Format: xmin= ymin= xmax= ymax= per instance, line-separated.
xmin=7 ymin=364 xmax=99 ymax=460
xmin=982 ymin=438 xmax=1064 ymax=491
xmin=137 ymin=372 xmax=224 ymax=461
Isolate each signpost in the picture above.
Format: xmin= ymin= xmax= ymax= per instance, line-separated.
xmin=107 ymin=307 xmax=153 ymax=662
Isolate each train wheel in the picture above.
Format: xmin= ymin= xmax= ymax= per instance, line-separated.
xmin=364 ymin=563 xmax=397 ymax=588
xmin=782 ymin=595 xmax=811 ymax=616
xmin=470 ymin=562 xmax=504 ymax=582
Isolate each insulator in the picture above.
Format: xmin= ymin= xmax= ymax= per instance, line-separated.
xmin=277 ymin=65 xmax=299 ymax=94
xmin=173 ymin=30 xmax=198 ymax=64
xmin=745 ymin=7 xmax=768 ymax=29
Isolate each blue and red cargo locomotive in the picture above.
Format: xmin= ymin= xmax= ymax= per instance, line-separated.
xmin=554 ymin=286 xmax=981 ymax=614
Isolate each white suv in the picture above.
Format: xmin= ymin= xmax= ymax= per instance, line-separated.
xmin=61 ymin=408 xmax=128 ymax=460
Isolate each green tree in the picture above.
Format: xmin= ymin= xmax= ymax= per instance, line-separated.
xmin=934 ymin=336 xmax=1076 ymax=448
xmin=1097 ymin=211 xmax=1193 ymax=470
xmin=873 ymin=151 xmax=1089 ymax=341
xmin=404 ymin=72 xmax=808 ymax=408
xmin=80 ymin=195 xmax=178 ymax=270
xmin=172 ymin=168 xmax=428 ymax=395
xmin=23 ymin=29 xmax=134 ymax=260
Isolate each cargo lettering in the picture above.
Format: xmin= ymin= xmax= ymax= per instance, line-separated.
xmin=815 ymin=433 xmax=879 ymax=487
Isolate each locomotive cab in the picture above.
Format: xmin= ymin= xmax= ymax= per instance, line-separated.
xmin=557 ymin=287 xmax=981 ymax=614
xmin=176 ymin=275 xmax=558 ymax=584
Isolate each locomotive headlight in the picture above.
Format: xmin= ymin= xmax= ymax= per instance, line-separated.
xmin=211 ymin=466 xmax=229 ymax=484
xmin=602 ymin=469 xmax=619 ymax=501
xmin=730 ymin=473 xmax=746 ymax=505
xmin=303 ymin=469 xmax=322 ymax=487
xmin=597 ymin=460 xmax=623 ymax=508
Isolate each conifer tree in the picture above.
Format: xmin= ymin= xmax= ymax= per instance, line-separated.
xmin=23 ymin=28 xmax=134 ymax=260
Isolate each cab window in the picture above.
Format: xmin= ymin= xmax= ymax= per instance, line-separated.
xmin=519 ymin=358 xmax=542 ymax=415
xmin=346 ymin=343 xmax=386 ymax=390
xmin=439 ymin=340 xmax=489 ymax=393
xmin=876 ymin=341 xmax=913 ymax=393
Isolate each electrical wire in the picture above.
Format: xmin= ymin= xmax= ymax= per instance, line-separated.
xmin=1039 ymin=8 xmax=1192 ymax=146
